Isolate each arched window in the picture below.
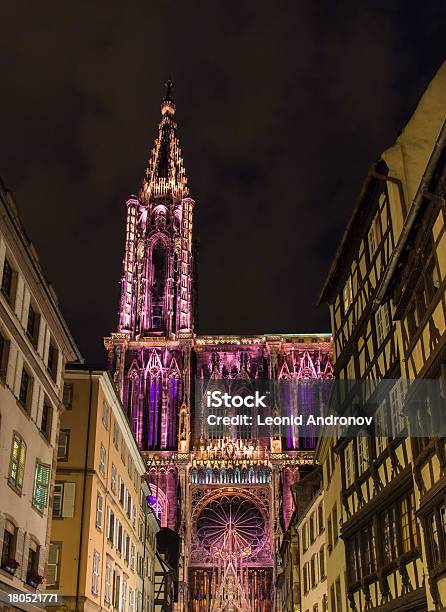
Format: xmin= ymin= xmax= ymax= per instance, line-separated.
xmin=150 ymin=242 xmax=167 ymax=331
xmin=147 ymin=483 xmax=168 ymax=527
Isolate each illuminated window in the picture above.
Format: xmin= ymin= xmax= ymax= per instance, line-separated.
xmin=32 ymin=462 xmax=51 ymax=512
xmin=9 ymin=433 xmax=26 ymax=491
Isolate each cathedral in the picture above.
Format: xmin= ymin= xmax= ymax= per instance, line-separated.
xmin=104 ymin=83 xmax=333 ymax=611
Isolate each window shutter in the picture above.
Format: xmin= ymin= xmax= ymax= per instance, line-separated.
xmin=33 ymin=463 xmax=50 ymax=510
xmin=46 ymin=543 xmax=60 ymax=586
xmin=96 ymin=494 xmax=103 ymax=528
xmin=62 ymin=483 xmax=76 ymax=517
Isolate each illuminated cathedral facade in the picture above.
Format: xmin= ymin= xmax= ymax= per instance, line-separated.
xmin=105 ymin=84 xmax=333 ymax=611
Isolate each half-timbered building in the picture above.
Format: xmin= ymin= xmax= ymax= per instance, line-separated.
xmin=316 ymin=62 xmax=446 ymax=612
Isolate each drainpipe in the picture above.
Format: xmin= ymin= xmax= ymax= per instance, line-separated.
xmin=75 ymin=368 xmax=94 ymax=610
xmin=372 ymin=117 xmax=446 ymax=309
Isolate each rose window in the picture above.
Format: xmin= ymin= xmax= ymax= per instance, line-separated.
xmin=196 ymin=494 xmax=265 ymax=559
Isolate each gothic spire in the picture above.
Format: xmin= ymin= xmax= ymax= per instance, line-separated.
xmin=140 ymin=80 xmax=189 ymax=202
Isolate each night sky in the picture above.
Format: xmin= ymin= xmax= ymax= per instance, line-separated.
xmin=1 ymin=2 xmax=445 ymax=364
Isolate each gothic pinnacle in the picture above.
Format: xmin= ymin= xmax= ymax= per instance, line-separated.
xmin=161 ymin=78 xmax=175 ymax=116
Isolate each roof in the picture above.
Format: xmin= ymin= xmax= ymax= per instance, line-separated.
xmin=0 ymin=178 xmax=83 ymax=362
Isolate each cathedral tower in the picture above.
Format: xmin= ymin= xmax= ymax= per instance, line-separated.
xmin=105 ymin=84 xmax=333 ymax=611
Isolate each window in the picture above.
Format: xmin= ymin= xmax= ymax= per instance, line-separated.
xmin=102 ymin=401 xmax=110 ymax=430
xmin=310 ymin=554 xmax=317 ymax=588
xmin=92 ymin=550 xmax=100 ymax=595
xmin=368 ymin=213 xmax=382 ymax=259
xmin=0 ymin=331 xmax=10 ymax=382
xmin=310 ymin=513 xmax=315 ymax=543
xmin=130 ymin=543 xmax=136 ymax=571
xmin=99 ymin=444 xmax=106 ymax=476
xmin=113 ymin=422 xmax=119 ymax=448
xmin=328 ymin=516 xmax=333 ymax=551
xmin=63 ymin=383 xmax=73 ymax=409
xmin=2 ymin=521 xmax=16 ymax=567
xmin=57 ymin=429 xmax=70 ymax=461
xmin=52 ymin=481 xmax=75 ymax=518
xmin=344 ymin=442 xmax=354 ymax=488
xmin=302 ymin=523 xmax=308 ymax=552
xmin=348 ymin=533 xmax=362 ymax=583
xmin=1 ymin=257 xmax=15 ymax=303
xmin=27 ymin=542 xmax=38 ymax=578
xmin=132 ymin=504 xmax=137 ymax=529
xmin=107 ymin=508 xmax=115 ymax=543
xmin=121 ymin=575 xmax=127 ymax=612
xmin=335 ymin=578 xmax=343 ymax=612
xmin=330 ymin=585 xmax=336 ymax=612
xmin=121 ymin=438 xmax=126 ymax=463
xmin=125 ymin=532 xmax=130 ymax=563
xmin=363 ymin=523 xmax=376 ymax=575
xmin=381 ymin=506 xmax=398 ymax=563
xmin=343 ymin=277 xmax=353 ymax=312
xmin=426 ymin=502 xmax=445 ymax=565
xmin=46 ymin=543 xmax=61 ymax=587
xmin=96 ymin=493 xmax=104 ymax=529
xmin=47 ymin=341 xmax=58 ymax=381
xmin=333 ymin=504 xmax=338 ymax=545
xmin=319 ymin=545 xmax=326 ymax=579
xmin=32 ymin=462 xmax=51 ymax=512
xmin=111 ymin=464 xmax=117 ymax=493
xmin=26 ymin=304 xmax=40 ymax=348
xmin=322 ymin=595 xmax=328 ymax=612
xmin=129 ymin=587 xmax=135 ymax=612
xmin=105 ymin=557 xmax=112 ymax=603
xmin=390 ymin=380 xmax=406 ymax=436
xmin=18 ymin=366 xmax=32 ymax=410
xmin=318 ymin=502 xmax=324 ymax=533
xmin=9 ymin=433 xmax=26 ymax=491
xmin=375 ymin=401 xmax=387 ymax=456
xmin=375 ymin=303 xmax=391 ymax=345
xmin=357 ymin=436 xmax=369 ymax=475
xmin=40 ymin=401 xmax=52 ymax=440
xmin=302 ymin=563 xmax=308 ymax=593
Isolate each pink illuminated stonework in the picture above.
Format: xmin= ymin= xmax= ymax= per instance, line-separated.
xmin=105 ymin=83 xmax=333 ymax=611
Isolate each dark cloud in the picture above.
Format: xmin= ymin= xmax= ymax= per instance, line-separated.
xmin=1 ymin=1 xmax=445 ymax=362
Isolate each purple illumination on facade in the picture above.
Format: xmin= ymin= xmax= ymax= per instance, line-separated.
xmin=104 ymin=83 xmax=334 ymax=609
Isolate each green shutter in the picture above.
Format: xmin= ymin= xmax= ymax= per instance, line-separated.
xmin=33 ymin=462 xmax=50 ymax=511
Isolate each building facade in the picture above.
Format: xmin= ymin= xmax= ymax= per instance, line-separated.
xmin=0 ymin=180 xmax=81 ymax=609
xmin=297 ymin=483 xmax=327 ymax=612
xmin=318 ymin=61 xmax=446 ymax=612
xmin=104 ymin=84 xmax=333 ymax=610
xmin=47 ymin=366 xmax=160 ymax=611
xmin=383 ymin=63 xmax=446 ymax=610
